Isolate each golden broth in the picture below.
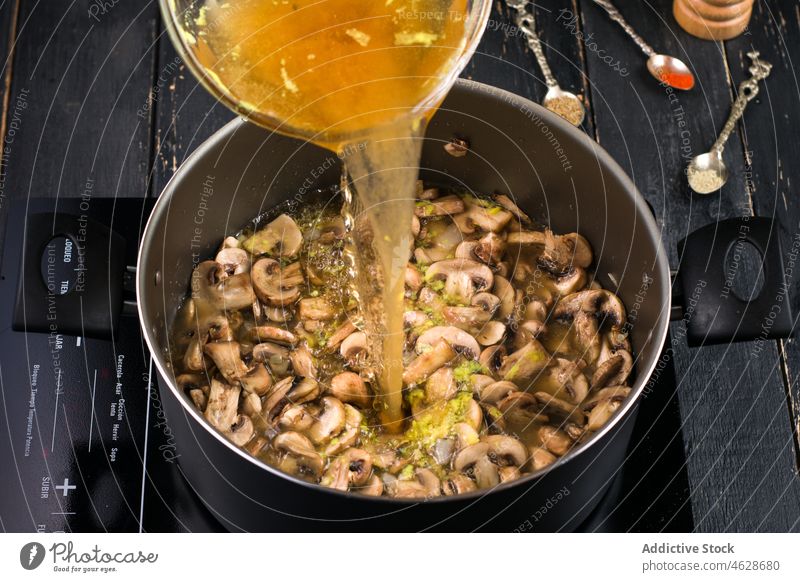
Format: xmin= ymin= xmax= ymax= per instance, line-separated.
xmin=184 ymin=0 xmax=473 ymax=429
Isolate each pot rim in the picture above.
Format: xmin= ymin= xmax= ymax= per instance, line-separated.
xmin=137 ymin=78 xmax=671 ymax=506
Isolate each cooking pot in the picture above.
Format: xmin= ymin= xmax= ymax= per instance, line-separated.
xmin=135 ymin=79 xmax=790 ymax=531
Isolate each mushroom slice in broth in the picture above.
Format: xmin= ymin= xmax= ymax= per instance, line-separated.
xmin=170 ymin=189 xmax=635 ymax=496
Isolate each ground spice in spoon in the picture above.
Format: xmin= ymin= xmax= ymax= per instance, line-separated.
xmin=545 ymin=95 xmax=585 ymax=126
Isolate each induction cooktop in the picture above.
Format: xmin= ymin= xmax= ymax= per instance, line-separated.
xmin=0 ymin=197 xmax=693 ymax=533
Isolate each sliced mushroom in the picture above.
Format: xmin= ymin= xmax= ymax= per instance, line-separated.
xmin=552 ymin=289 xmax=627 ymax=364
xmin=513 ymin=320 xmax=547 ymax=350
xmin=323 ymin=448 xmax=373 ymax=490
xmin=479 ymin=344 xmax=506 ymax=377
xmin=227 ymin=414 xmax=255 ymax=446
xmin=263 ymin=376 xmax=295 ymax=422
xmin=535 ymin=358 xmax=590 ymax=405
xmin=455 ymin=232 xmax=506 ymax=266
xmin=388 ymin=479 xmax=428 ymax=499
xmin=405 ymin=264 xmax=424 ymax=292
xmin=340 ymin=331 xmax=369 ymax=369
xmin=479 ymin=380 xmax=517 ymax=405
xmin=242 ymin=214 xmax=303 ymax=258
xmin=252 ymin=341 xmax=290 ymax=368
xmin=443 ymin=473 xmax=478 ymax=495
xmin=497 ymin=391 xmax=548 ymax=426
xmin=549 ymin=267 xmax=587 ymax=296
xmin=298 ymin=296 xmax=336 ymax=320
xmin=326 ymin=319 xmax=358 ymax=351
xmin=484 ymin=435 xmax=528 ymax=468
xmin=307 ymin=396 xmax=346 ymax=444
xmin=241 ymin=392 xmax=262 ymax=416
xmin=192 ymin=261 xmax=255 ymax=311
xmin=437 ymin=304 xmax=490 ymax=334
xmin=498 ymin=466 xmax=521 ymax=483
xmin=219 ymin=235 xmax=240 ymax=250
xmin=453 ymin=442 xmax=499 ymax=489
xmin=470 ymin=373 xmax=495 ymax=393
xmin=582 ymin=386 xmax=631 ymax=431
xmin=416 ymin=326 xmax=480 ymax=359
xmin=492 ymin=193 xmax=531 ymax=224
xmin=471 ymin=292 xmax=501 ymax=315
xmin=328 ymin=372 xmax=371 ymax=407
xmin=425 ymin=367 xmax=458 ymax=403
xmin=203 ymin=341 xmax=249 ymax=384
xmin=464 ymin=398 xmax=484 ymax=431
xmin=192 ymin=261 xmax=256 ymax=311
xmin=440 ymin=306 xmax=492 ymax=335
xmin=454 ymin=198 xmax=513 ymax=233
xmin=204 ymin=379 xmax=240 ymax=432
xmin=288 ymin=377 xmax=320 ymax=405
xmin=215 ymin=247 xmax=250 ymax=276
xmin=403 ymin=339 xmax=456 ymax=385
xmin=444 ymin=138 xmax=469 ymax=158
xmin=507 ymin=229 xmax=592 ymax=273
xmin=590 ymin=350 xmax=633 ymax=390
xmin=251 ymin=259 xmax=303 ymax=307
xmin=414 ymin=194 xmax=465 ymax=217
xmin=530 ymin=447 xmax=558 ymax=471
xmin=416 ymin=182 xmax=438 ymax=200
xmin=189 ymin=389 xmax=207 ymax=410
xmin=183 ymin=338 xmax=205 ymax=372
xmin=290 ymin=344 xmax=317 ymax=379
xmin=453 ymin=422 xmax=481 ymax=450
xmin=538 ymin=425 xmax=573 ymax=456
xmin=324 ymin=424 xmax=360 ymax=457
xmin=475 ymin=321 xmax=506 ymax=346
xmin=404 ymin=310 xmax=429 ymax=330
xmin=426 ymin=259 xmax=494 ymax=303
xmin=492 ymin=275 xmax=516 ymax=319
xmin=273 ymin=431 xmax=323 ymax=476
xmin=250 ymin=325 xmax=297 ymax=346
xmin=265 ymin=304 xmax=294 ymax=323
xmin=277 ymin=403 xmax=316 ymax=432
xmin=358 ymin=474 xmax=384 ymax=496
xmin=238 ymin=363 xmax=271 ymax=396
xmin=418 ymin=219 xmax=463 ymax=262
xmin=499 ymin=340 xmax=550 ymax=384
xmin=416 ymin=468 xmax=442 ymax=497
xmin=533 ymin=392 xmax=586 ymax=425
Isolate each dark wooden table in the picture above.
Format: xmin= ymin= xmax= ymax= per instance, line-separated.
xmin=0 ymin=0 xmax=798 ymax=532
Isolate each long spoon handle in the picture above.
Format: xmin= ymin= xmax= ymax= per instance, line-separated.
xmin=507 ymin=0 xmax=558 ymax=87
xmin=712 ymin=51 xmax=772 ymax=153
xmin=591 ymin=0 xmax=656 ymax=58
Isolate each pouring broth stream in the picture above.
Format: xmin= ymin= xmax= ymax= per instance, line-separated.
xmin=185 ymin=0 xmax=472 ymax=428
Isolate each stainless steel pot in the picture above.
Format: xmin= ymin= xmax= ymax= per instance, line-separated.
xmin=135 ymin=79 xmax=675 ymax=531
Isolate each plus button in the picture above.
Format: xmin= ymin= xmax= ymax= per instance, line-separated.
xmin=55 ymin=478 xmax=76 ymax=497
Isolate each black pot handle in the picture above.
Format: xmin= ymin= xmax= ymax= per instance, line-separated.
xmin=673 ymin=217 xmax=794 ymax=346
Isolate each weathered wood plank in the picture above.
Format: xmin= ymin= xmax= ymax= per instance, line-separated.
xmin=578 ymin=0 xmax=800 ymax=531
xmin=0 ymin=0 xmax=21 ymax=235
xmin=151 ymin=34 xmax=234 ymax=196
xmin=0 ymin=0 xmax=159 ymax=219
xmin=463 ymin=0 xmax=594 ymax=134
xmin=723 ymin=0 xmax=800 ymax=476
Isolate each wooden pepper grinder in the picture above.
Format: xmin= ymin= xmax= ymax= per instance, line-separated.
xmin=673 ymin=0 xmax=754 ymax=41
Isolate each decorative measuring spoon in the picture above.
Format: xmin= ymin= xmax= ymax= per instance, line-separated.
xmin=507 ymin=0 xmax=585 ymax=126
xmin=687 ymin=51 xmax=772 ymax=195
xmin=591 ymin=0 xmax=695 ymax=90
